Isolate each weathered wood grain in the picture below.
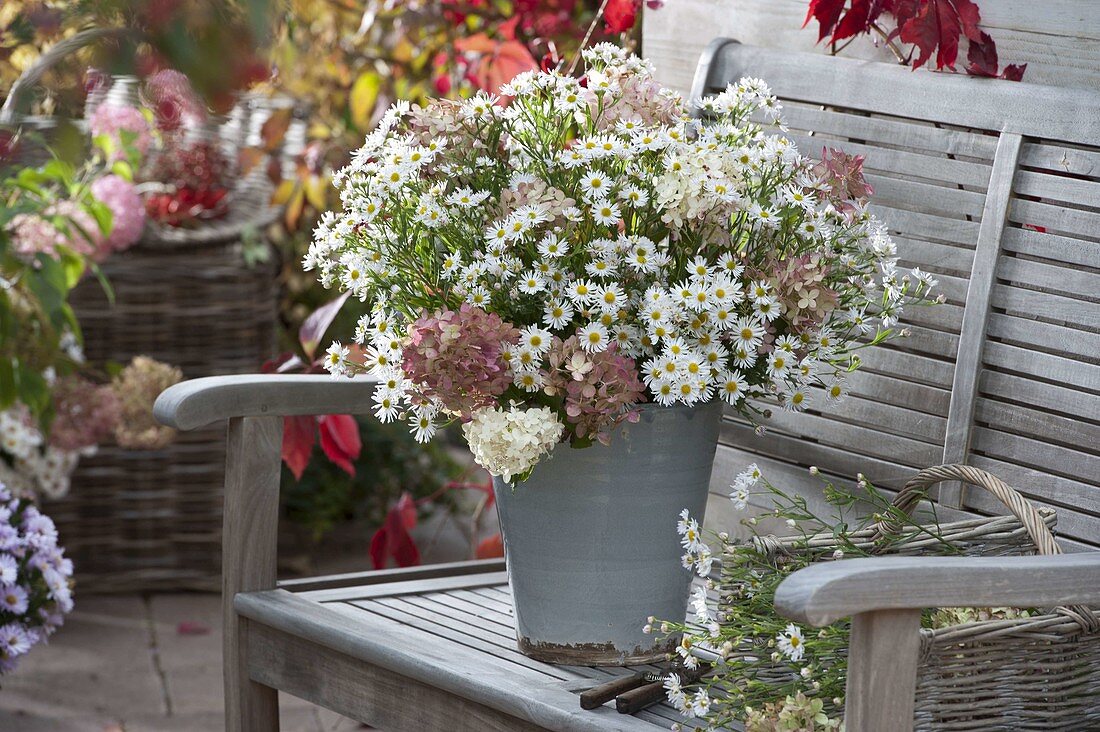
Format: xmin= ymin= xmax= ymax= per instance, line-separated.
xmin=154 ymin=375 xmax=377 ymax=430
xmin=645 ymin=0 xmax=1100 ymax=94
xmin=223 ymin=416 xmax=283 ymax=732
xmin=774 ymin=552 xmax=1100 ymax=627
xmin=939 ymin=133 xmax=1023 ymax=508
xmin=844 ymin=609 xmax=921 ymax=732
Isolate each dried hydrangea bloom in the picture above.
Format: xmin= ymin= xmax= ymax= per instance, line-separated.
xmin=813 ymin=147 xmax=874 ymax=216
xmin=88 ymin=104 xmax=152 ymax=160
xmin=542 ymin=336 xmax=647 ymax=444
xmin=48 ymin=377 xmax=120 ymax=452
xmin=111 ymin=356 xmax=183 ymax=450
xmin=462 ymin=405 xmax=563 ymax=482
xmin=402 ymin=305 xmax=519 ymax=418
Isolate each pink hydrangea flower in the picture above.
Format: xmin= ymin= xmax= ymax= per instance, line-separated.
xmin=7 ymin=214 xmax=66 ymax=260
xmin=542 ymin=336 xmax=647 ymax=444
xmin=814 ymin=147 xmax=874 ymax=216
xmin=88 ymin=104 xmax=152 ymax=160
xmin=90 ymin=174 xmax=145 ymax=255
xmin=48 ymin=377 xmax=120 ymax=452
xmin=8 ymin=201 xmax=104 ymax=261
xmin=402 ymin=304 xmax=520 ymax=417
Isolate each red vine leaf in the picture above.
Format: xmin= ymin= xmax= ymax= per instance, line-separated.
xmin=805 ymin=0 xmax=1024 ymax=80
xmin=475 ymin=533 xmax=505 ymax=559
xmin=282 ymin=415 xmax=316 ymax=480
xmin=369 ymin=492 xmax=422 ymax=569
xmin=318 ymin=414 xmax=361 ymax=477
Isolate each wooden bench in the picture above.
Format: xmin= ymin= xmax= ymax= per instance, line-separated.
xmin=154 ymin=39 xmax=1100 ymax=732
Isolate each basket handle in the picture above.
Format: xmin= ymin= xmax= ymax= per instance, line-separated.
xmin=0 ymin=27 xmax=138 ymax=125
xmin=875 ymin=464 xmax=1061 ymax=557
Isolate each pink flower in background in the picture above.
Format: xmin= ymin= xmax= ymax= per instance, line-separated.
xmin=144 ymin=69 xmax=207 ymax=132
xmin=48 ymin=377 xmax=120 ymax=452
xmin=7 ymin=214 xmax=66 ymax=260
xmin=90 ymin=174 xmax=145 ymax=255
xmin=88 ymin=104 xmax=152 ymax=160
xmin=8 ymin=201 xmax=104 ymax=261
xmin=402 ymin=304 xmax=520 ymax=417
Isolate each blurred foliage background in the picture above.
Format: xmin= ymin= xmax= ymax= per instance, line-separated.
xmin=1 ymin=0 xmax=645 ymax=557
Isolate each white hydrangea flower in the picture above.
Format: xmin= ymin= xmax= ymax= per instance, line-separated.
xmin=462 ymin=406 xmax=564 ymax=483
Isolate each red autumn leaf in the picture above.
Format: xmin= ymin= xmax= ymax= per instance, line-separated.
xmin=965 ymin=30 xmax=1027 ymax=80
xmin=965 ymin=29 xmax=999 ymax=77
xmin=318 ymin=414 xmax=361 ymax=477
xmin=603 ymin=0 xmax=641 ymax=34
xmin=475 ymin=533 xmax=505 ymax=559
xmin=369 ymin=496 xmax=422 ymax=570
xmin=455 ymin=34 xmax=539 ymax=93
xmin=395 ymin=491 xmax=418 ymax=530
xmin=282 ymin=415 xmax=316 ymax=480
xmin=896 ymin=0 xmax=983 ymax=71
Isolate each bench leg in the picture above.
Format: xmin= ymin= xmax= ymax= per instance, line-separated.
xmin=223 ymin=416 xmax=283 ymax=732
xmin=843 ymin=609 xmax=921 ymax=732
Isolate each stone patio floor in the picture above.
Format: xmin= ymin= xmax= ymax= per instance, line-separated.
xmin=0 ymin=591 xmax=363 ymax=732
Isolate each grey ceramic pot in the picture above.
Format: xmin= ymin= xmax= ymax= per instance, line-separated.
xmin=493 ymin=399 xmax=722 ymax=665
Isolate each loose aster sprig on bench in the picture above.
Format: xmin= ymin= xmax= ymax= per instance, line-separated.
xmin=307 ymin=43 xmax=938 ymax=481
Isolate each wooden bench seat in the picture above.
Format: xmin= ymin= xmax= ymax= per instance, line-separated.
xmin=153 ymin=38 xmax=1100 ymax=732
xmin=245 ymin=560 xmax=696 ymax=731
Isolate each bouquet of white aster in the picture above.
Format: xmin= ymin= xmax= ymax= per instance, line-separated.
xmin=307 ymin=43 xmax=936 ymax=481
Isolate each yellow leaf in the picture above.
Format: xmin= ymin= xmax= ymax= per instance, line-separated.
xmin=272 ymin=179 xmax=299 ymax=206
xmin=284 ymin=186 xmax=306 ymax=231
xmin=350 ymin=71 xmax=381 ymax=131
xmin=304 ymin=175 xmax=329 ymax=210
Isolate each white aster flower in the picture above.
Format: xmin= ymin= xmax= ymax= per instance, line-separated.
xmin=777 ymin=623 xmax=806 ymax=662
xmin=324 ymin=343 xmax=350 ymax=377
xmin=578 ymin=322 xmax=610 ymax=353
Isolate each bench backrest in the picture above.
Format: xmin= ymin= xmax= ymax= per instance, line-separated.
xmin=692 ymin=40 xmax=1100 ymax=550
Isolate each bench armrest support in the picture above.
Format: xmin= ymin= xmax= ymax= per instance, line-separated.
xmin=154 ymin=374 xmax=377 ymax=430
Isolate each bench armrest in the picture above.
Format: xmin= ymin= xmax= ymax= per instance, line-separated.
xmin=775 ymin=552 xmax=1100 ymax=731
xmin=774 ymin=552 xmax=1100 ymax=627
xmin=154 ymin=374 xmax=377 ymax=430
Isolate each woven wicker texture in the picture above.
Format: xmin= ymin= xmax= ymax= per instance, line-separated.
xmin=728 ymin=465 xmax=1100 ymax=731
xmin=48 ymin=241 xmax=278 ymax=592
xmin=3 ymin=28 xmax=284 ymax=591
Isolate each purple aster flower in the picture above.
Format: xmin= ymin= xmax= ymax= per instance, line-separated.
xmin=0 ymin=555 xmax=15 ymax=585
xmin=0 ymin=624 xmax=32 ymax=658
xmin=0 ymin=584 xmax=28 ymax=615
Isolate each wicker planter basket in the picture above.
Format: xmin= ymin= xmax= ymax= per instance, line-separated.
xmin=723 ymin=465 xmax=1100 ymax=731
xmin=2 ymin=28 xmax=284 ymax=591
xmin=51 ymin=239 xmax=279 ymax=593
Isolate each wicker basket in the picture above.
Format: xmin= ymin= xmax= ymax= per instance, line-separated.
xmin=725 ymin=464 xmax=1100 ymax=731
xmin=50 ymin=240 xmax=279 ymax=593
xmin=3 ymin=28 xmax=283 ymax=591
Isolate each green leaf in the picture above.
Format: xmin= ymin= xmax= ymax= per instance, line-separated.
xmin=111 ymin=159 xmax=134 ymax=181
xmin=0 ymin=359 xmax=14 ymax=410
xmin=87 ymin=260 xmax=115 ymax=306
xmin=86 ymin=199 xmax=114 ymax=237
xmin=14 ymin=363 xmax=49 ymax=416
